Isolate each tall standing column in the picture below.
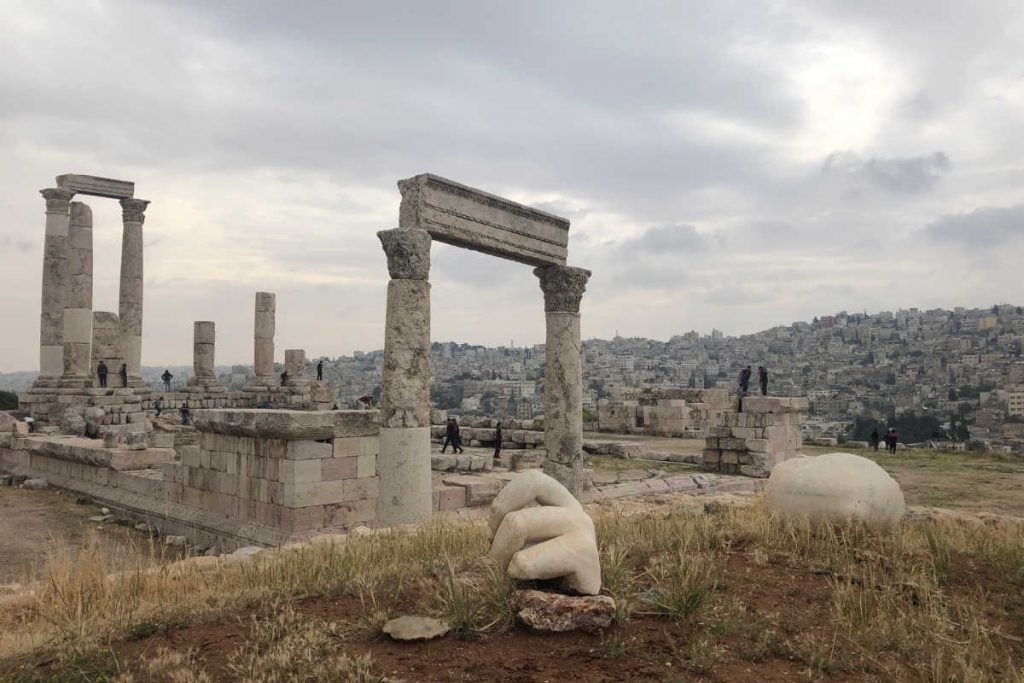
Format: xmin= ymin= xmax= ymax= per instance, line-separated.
xmin=186 ymin=321 xmax=225 ymax=393
xmin=376 ymin=228 xmax=432 ymax=526
xmin=534 ymin=265 xmax=591 ymax=497
xmin=252 ymin=292 xmax=276 ymax=386
xmin=60 ymin=202 xmax=94 ymax=386
xmin=36 ymin=188 xmax=75 ymax=383
xmin=118 ymin=197 xmax=150 ymax=388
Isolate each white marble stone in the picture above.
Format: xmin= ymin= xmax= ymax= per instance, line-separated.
xmin=489 ymin=470 xmax=601 ymax=595
xmin=765 ymin=452 xmax=906 ymax=527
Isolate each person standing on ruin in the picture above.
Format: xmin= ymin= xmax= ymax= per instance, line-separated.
xmin=280 ymin=370 xmax=288 ymax=387
xmin=161 ymin=369 xmax=173 ymax=391
xmin=738 ymin=366 xmax=752 ymax=396
xmin=494 ymin=421 xmax=503 ymax=461
xmin=97 ymin=360 xmax=109 ymax=388
xmin=316 ymin=360 xmax=323 ymax=382
xmin=758 ymin=366 xmax=769 ymax=396
xmin=119 ymin=363 xmax=128 ymax=388
xmin=180 ymin=401 xmax=190 ymax=426
xmin=154 ymin=396 xmax=164 ymax=417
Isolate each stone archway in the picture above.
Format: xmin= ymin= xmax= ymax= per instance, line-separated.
xmin=375 ymin=174 xmax=591 ymax=525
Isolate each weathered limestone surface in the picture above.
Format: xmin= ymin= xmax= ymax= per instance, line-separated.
xmin=118 ymin=197 xmax=149 ymax=386
xmin=192 ymin=409 xmax=378 ymax=440
xmin=37 ymin=188 xmax=75 ymax=379
xmin=91 ymin=312 xmax=122 ymax=385
xmin=398 ymin=173 xmax=569 ymax=267
xmin=376 ymin=227 xmax=433 ymax=526
xmin=186 ymin=321 xmax=225 ymax=393
xmin=284 ymin=349 xmax=308 ymax=388
xmin=535 ymin=265 xmax=591 ymax=496
xmin=765 ymin=452 xmax=905 ymax=527
xmin=56 ymin=174 xmax=134 ymax=199
xmin=248 ymin=292 xmax=276 ymax=387
xmin=489 ymin=470 xmax=601 ymax=595
xmin=377 ymin=427 xmax=433 ymax=525
xmin=379 ymin=280 xmax=431 ymax=427
xmin=61 ymin=202 xmax=94 ymax=384
xmin=516 ymin=590 xmax=615 ymax=632
xmin=702 ymin=397 xmax=808 ymax=477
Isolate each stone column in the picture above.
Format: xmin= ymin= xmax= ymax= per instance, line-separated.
xmin=534 ymin=265 xmax=591 ymax=497
xmin=90 ymin=312 xmax=123 ymax=387
xmin=36 ymin=188 xmax=75 ymax=383
xmin=118 ymin=197 xmax=150 ymax=388
xmin=376 ymin=228 xmax=432 ymax=526
xmin=59 ymin=202 xmax=94 ymax=387
xmin=284 ymin=349 xmax=308 ymax=385
xmin=193 ymin=321 xmax=216 ymax=379
xmin=187 ymin=321 xmax=224 ymax=393
xmin=251 ymin=291 xmax=276 ymax=387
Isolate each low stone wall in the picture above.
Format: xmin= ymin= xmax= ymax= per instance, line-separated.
xmin=597 ymin=388 xmax=735 ymax=438
xmin=162 ymin=409 xmax=380 ymax=541
xmin=702 ymin=397 xmax=808 ymax=477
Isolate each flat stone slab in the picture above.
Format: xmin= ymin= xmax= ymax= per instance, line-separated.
xmin=55 ymin=174 xmax=134 ymax=199
xmin=192 ymin=409 xmax=379 ymax=440
xmin=383 ymin=616 xmax=450 ymax=641
xmin=516 ymin=590 xmax=615 ymax=632
xmin=398 ymin=173 xmax=569 ymax=266
xmin=13 ymin=436 xmax=175 ymax=470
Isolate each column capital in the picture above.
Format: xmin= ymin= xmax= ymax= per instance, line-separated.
xmin=40 ymin=188 xmax=75 ymax=213
xmin=534 ymin=265 xmax=591 ymax=313
xmin=120 ymin=198 xmax=150 ymax=224
xmin=378 ymin=227 xmax=431 ymax=280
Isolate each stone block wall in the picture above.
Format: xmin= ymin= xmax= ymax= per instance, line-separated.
xmin=702 ymin=397 xmax=809 ymax=477
xmin=597 ymin=388 xmax=735 ymax=437
xmin=162 ymin=409 xmax=380 ymax=539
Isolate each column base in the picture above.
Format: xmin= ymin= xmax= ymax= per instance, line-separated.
xmin=377 ymin=426 xmax=433 ymax=526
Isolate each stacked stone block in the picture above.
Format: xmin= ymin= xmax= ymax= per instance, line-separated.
xmin=163 ymin=409 xmax=380 ymax=538
xmin=702 ymin=397 xmax=809 ymax=477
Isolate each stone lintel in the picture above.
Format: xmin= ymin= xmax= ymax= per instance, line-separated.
xmin=56 ymin=174 xmax=135 ymax=199
xmin=192 ymin=408 xmax=379 ymax=440
xmin=398 ymin=173 xmax=569 ymax=267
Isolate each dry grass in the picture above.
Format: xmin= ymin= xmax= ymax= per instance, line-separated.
xmin=2 ymin=498 xmax=1024 ymax=680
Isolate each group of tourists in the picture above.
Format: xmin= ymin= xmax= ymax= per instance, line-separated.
xmin=870 ymin=427 xmax=899 ymax=454
xmin=440 ymin=418 xmax=505 ymax=460
xmin=737 ymin=365 xmax=770 ymax=397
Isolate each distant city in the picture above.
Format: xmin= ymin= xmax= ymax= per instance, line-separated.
xmin=3 ymin=304 xmax=1022 ymax=452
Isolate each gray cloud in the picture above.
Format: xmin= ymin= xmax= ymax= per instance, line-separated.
xmin=925 ymin=204 xmax=1024 ymax=247
xmin=630 ymin=225 xmax=707 ymax=253
xmin=822 ymin=151 xmax=950 ymax=193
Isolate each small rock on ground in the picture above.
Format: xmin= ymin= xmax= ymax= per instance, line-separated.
xmin=382 ymin=616 xmax=451 ymax=641
xmin=516 ymin=589 xmax=616 ymax=633
xmin=22 ymin=479 xmax=48 ymax=490
xmin=164 ymin=535 xmax=187 ymax=547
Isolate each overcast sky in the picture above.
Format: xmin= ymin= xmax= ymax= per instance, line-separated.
xmin=1 ymin=0 xmax=1022 ymax=372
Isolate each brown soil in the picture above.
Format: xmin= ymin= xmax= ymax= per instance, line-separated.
xmin=8 ymin=529 xmax=1022 ymax=683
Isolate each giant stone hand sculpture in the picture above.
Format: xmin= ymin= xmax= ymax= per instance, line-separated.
xmin=488 ymin=469 xmax=601 ymax=595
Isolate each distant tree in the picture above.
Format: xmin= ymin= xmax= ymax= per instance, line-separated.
xmin=0 ymin=390 xmax=17 ymax=410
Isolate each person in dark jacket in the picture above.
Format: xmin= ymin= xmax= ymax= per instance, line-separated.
xmin=180 ymin=401 xmax=191 ymax=426
xmin=119 ymin=363 xmax=128 ymax=387
xmin=280 ymin=371 xmax=288 ymax=387
xmin=870 ymin=428 xmax=880 ymax=452
xmin=442 ymin=418 xmax=456 ymax=453
xmin=758 ymin=366 xmax=769 ymax=396
xmin=161 ymin=369 xmax=173 ymax=391
xmin=452 ymin=419 xmax=464 ymax=454
xmin=739 ymin=366 xmax=752 ymax=396
xmin=97 ymin=361 xmax=109 ymax=388
xmin=316 ymin=360 xmax=323 ymax=381
xmin=494 ymin=422 xmax=503 ymax=461
xmin=887 ymin=428 xmax=898 ymax=454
